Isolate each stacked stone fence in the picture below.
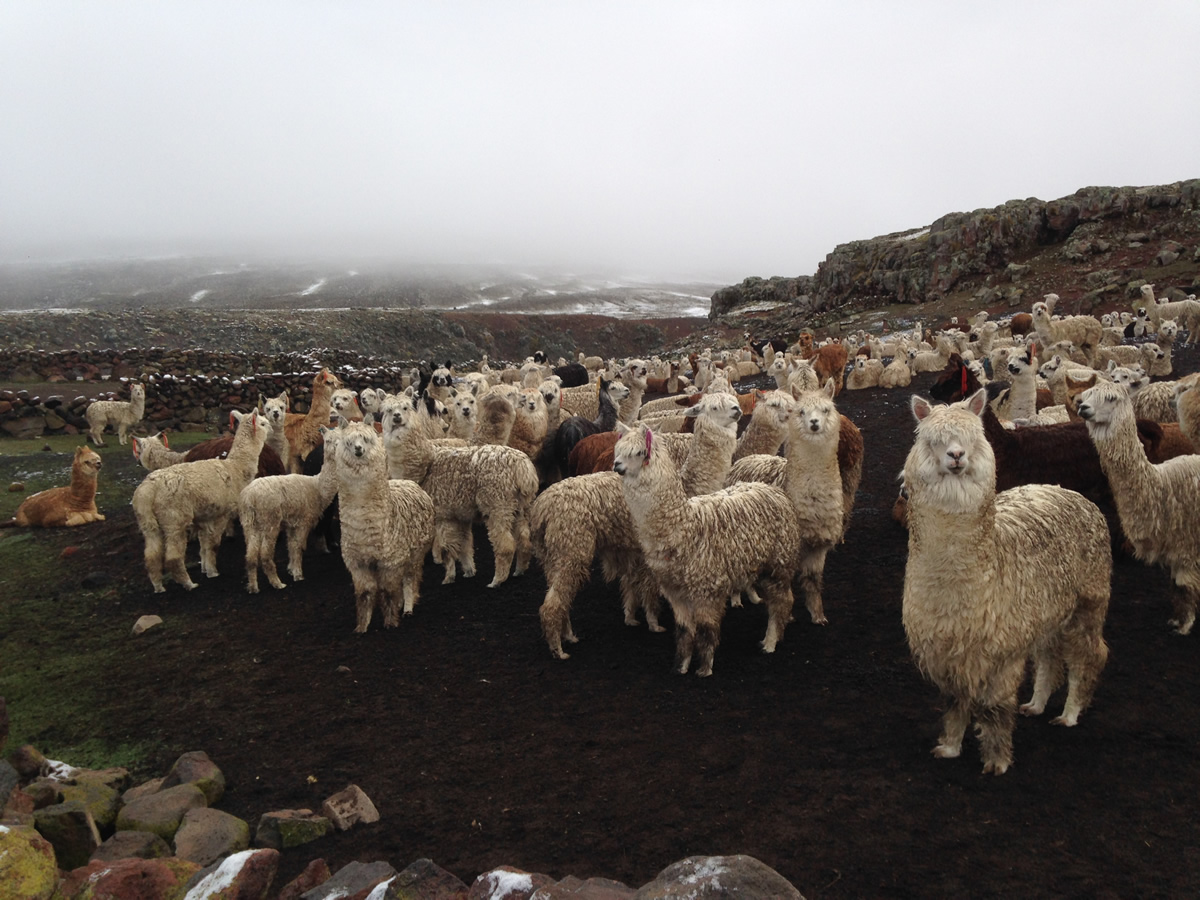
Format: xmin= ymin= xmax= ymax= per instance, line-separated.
xmin=0 ymin=347 xmax=421 ymax=439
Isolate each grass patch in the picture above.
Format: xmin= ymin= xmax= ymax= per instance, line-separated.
xmin=0 ymin=432 xmax=212 ymax=772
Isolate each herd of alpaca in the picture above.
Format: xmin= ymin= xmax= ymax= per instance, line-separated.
xmin=7 ymin=289 xmax=1199 ymax=775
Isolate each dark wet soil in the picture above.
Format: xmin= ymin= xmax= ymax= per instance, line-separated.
xmin=42 ymin=345 xmax=1200 ymax=897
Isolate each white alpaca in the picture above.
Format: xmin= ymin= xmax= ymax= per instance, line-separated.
xmin=334 ymin=422 xmax=434 ymax=633
xmin=86 ymin=383 xmax=146 ymax=446
xmin=904 ymin=389 xmax=1110 ymax=774
xmin=132 ymin=432 xmax=187 ymax=471
xmin=132 ymin=410 xmax=269 ymax=592
xmin=259 ymin=390 xmax=291 ymax=466
xmin=382 ymin=393 xmax=537 ymax=587
xmin=1077 ymin=382 xmax=1200 ymax=634
xmin=239 ymin=426 xmax=342 ymax=593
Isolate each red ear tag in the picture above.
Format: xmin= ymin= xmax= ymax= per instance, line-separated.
xmin=961 ymin=365 xmax=968 ymax=397
xmin=644 ymin=428 xmax=652 ymax=465
xmin=162 ymin=433 xmax=169 ymax=449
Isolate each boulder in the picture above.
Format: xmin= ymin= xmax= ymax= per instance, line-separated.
xmin=0 ymin=760 xmax=18 ymax=808
xmin=8 ymin=744 xmax=46 ymax=779
xmin=160 ymin=751 xmax=226 ymax=805
xmin=1 ymin=416 xmax=46 ymax=439
xmin=115 ymin=782 xmax=207 ymax=841
xmin=529 ymin=877 xmax=635 ymax=899
xmin=132 ymin=615 xmax=163 ymax=635
xmin=385 ymin=858 xmax=469 ymax=900
xmin=31 ymin=802 xmax=102 ymax=870
xmin=91 ymin=829 xmax=172 ymax=862
xmin=276 ymin=858 xmax=332 ymax=900
xmin=3 ymin=787 xmax=35 ymax=823
xmin=182 ymin=848 xmax=279 ymax=900
xmin=468 ymin=867 xmax=555 ymax=900
xmin=57 ymin=856 xmax=201 ymax=900
xmin=0 ymin=824 xmax=57 ymax=900
xmin=320 ymin=784 xmax=379 ymax=831
xmin=300 ymin=861 xmax=397 ymax=900
xmin=0 ymin=697 xmax=7 ymax=754
xmin=254 ymin=809 xmax=331 ymax=850
xmin=173 ymin=807 xmax=252 ymax=867
xmin=121 ymin=776 xmax=165 ymax=805
xmin=631 ymin=856 xmax=802 ymax=899
xmin=58 ymin=774 xmax=124 ymax=833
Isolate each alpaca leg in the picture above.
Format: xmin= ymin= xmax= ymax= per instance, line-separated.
xmin=143 ymin=529 xmax=166 ymax=593
xmin=1020 ymin=642 xmax=1064 ymax=717
xmin=539 ymin=584 xmax=577 ymax=660
xmin=197 ymin=520 xmax=225 ymax=578
xmin=512 ymin=509 xmax=532 ymax=577
xmin=673 ymin=623 xmax=695 ymax=675
xmin=285 ymin=524 xmax=310 ymax=583
xmin=460 ymin=523 xmax=477 ymax=578
xmin=759 ymin=575 xmax=796 ymax=654
xmin=485 ymin=515 xmax=517 ymax=588
xmin=975 ymin=698 xmax=1018 ymax=776
xmin=118 ymin=423 xmax=128 ymax=445
xmin=934 ymin=696 xmax=970 ymax=759
xmin=354 ymin=586 xmax=377 ymax=633
xmin=402 ymin=567 xmax=421 ymax=616
xmin=1168 ymin=574 xmax=1199 ymax=636
xmin=260 ymin=525 xmax=286 ymax=590
xmin=244 ymin=533 xmax=261 ymax=594
xmin=380 ymin=587 xmax=403 ymax=628
xmin=796 ymin=546 xmax=830 ymax=625
xmin=692 ymin=613 xmax=723 ymax=678
xmin=438 ymin=521 xmax=464 ymax=584
xmin=164 ymin=528 xmax=197 ymax=590
xmin=630 ymin=567 xmax=665 ymax=632
xmin=1055 ymin=620 xmax=1109 ymax=726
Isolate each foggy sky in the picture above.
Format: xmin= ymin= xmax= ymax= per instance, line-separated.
xmin=3 ymin=1 xmax=1198 ymax=283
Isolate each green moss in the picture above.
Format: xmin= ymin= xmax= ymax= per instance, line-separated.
xmin=0 ymin=825 xmax=58 ymax=900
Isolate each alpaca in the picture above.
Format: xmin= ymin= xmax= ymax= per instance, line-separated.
xmin=812 ymin=343 xmax=849 ymax=395
xmin=259 ymin=390 xmax=292 ymax=466
xmin=1150 ymin=319 xmax=1178 ymax=377
xmin=284 ymin=368 xmax=341 ymax=473
xmin=724 ymin=380 xmax=857 ymax=626
xmin=732 ymin=390 xmax=793 ymax=461
xmin=132 ymin=432 xmax=188 ymax=471
xmin=239 ymin=426 xmax=342 ymax=593
xmin=546 ymin=377 xmax=629 ymax=480
xmin=879 ymin=355 xmax=913 ymax=390
xmin=1077 ymin=383 xmax=1200 ymax=634
xmin=329 ymin=388 xmax=363 ymax=424
xmin=358 ymin=387 xmax=387 ymax=425
xmin=1173 ymin=374 xmax=1200 ymax=447
xmin=445 ymin=388 xmax=478 ymax=441
xmin=132 ymin=410 xmax=269 ymax=592
xmin=787 ymin=358 xmax=820 ymax=397
xmin=2 ymin=447 xmax=105 ymax=527
xmin=472 ymin=390 xmax=517 ymax=446
xmin=846 ymin=356 xmax=884 ymax=391
xmin=995 ymin=344 xmax=1038 ymax=423
xmin=334 ymin=422 xmax=434 ymax=632
xmin=904 ymin=389 xmax=1111 ymax=774
xmin=85 ymin=383 xmax=146 ymax=446
xmin=613 ymin=424 xmax=802 ymax=676
xmin=382 ymin=393 xmax=537 ymax=587
xmin=507 ymin=389 xmax=549 ymax=458
xmin=1031 ymin=299 xmax=1102 ymax=366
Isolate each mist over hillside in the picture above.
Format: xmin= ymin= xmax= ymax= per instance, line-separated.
xmin=0 ymin=257 xmax=720 ymax=320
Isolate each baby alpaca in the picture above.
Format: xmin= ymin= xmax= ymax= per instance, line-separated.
xmin=2 ymin=447 xmax=105 ymax=528
xmin=904 ymin=389 xmax=1110 ymax=774
xmin=86 ymin=383 xmax=146 ymax=446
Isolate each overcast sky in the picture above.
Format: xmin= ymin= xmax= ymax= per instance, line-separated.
xmin=2 ymin=1 xmax=1198 ymax=283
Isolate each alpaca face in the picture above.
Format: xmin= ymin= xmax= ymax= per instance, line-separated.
xmin=791 ymin=384 xmax=838 ymax=439
xmin=612 ymin=426 xmax=652 ymax=479
xmin=75 ymin=447 xmax=102 ymax=477
xmin=1158 ymin=319 xmax=1179 ymax=342
xmin=758 ymin=390 xmax=794 ymax=426
xmin=906 ymin=390 xmax=995 ymax=511
xmin=684 ymin=391 xmax=742 ymax=431
xmin=605 ymin=379 xmax=631 ymax=403
xmin=379 ymin=394 xmax=419 ymax=434
xmin=451 ymin=390 xmax=476 ymax=425
xmin=336 ymin=422 xmax=382 ymax=469
xmin=330 ymin=388 xmax=359 ymax=423
xmin=129 ymin=383 xmax=146 ymax=402
xmin=1075 ymin=383 xmax=1132 ymax=433
xmin=1109 ymin=365 xmax=1148 ymax=393
xmin=431 ymin=365 xmax=453 ymax=391
xmin=262 ymin=391 xmax=289 ymax=429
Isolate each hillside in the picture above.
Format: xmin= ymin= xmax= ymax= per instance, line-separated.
xmin=707 ymin=179 xmax=1200 ymax=343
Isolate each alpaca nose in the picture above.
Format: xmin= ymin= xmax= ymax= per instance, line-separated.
xmin=613 ymin=461 xmax=626 ymax=475
xmin=947 ymin=449 xmax=965 ymax=463
xmin=1077 ymin=403 xmax=1093 ymax=420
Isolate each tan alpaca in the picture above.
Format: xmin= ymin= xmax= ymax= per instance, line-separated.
xmin=86 ymin=383 xmax=146 ymax=446
xmin=283 ymin=368 xmax=341 ymax=472
xmin=3 ymin=447 xmax=105 ymax=527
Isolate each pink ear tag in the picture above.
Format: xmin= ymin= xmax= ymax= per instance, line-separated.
xmin=643 ymin=428 xmax=652 ymax=465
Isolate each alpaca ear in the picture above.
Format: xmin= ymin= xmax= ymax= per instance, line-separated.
xmin=822 ymin=378 xmax=836 ymax=399
xmin=911 ymin=395 xmax=934 ymax=422
xmin=615 ymin=421 xmax=631 ymax=434
xmin=966 ymin=388 xmax=988 ymax=417
xmin=682 ymin=405 xmax=701 ymax=418
xmin=132 ymin=438 xmax=142 ymax=460
xmin=230 ymin=410 xmax=242 ymax=428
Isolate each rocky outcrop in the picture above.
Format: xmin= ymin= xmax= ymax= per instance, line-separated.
xmin=710 ymin=180 xmax=1200 ymax=318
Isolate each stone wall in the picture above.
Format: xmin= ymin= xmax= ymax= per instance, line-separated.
xmin=0 ymin=348 xmax=416 ymax=439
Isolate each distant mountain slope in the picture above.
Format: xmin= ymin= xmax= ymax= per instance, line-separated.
xmin=710 ymin=180 xmax=1200 ymax=320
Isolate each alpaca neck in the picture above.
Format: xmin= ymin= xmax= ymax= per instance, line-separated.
xmin=340 ymin=455 xmax=390 ymax=509
xmin=680 ymin=420 xmax=737 ymax=496
xmin=622 ymin=453 xmax=688 ymax=548
xmin=129 ymin=393 xmax=145 ymax=418
xmin=1090 ymin=411 xmax=1160 ymax=511
xmin=595 ymin=391 xmax=620 ymax=430
xmin=906 ymin=494 xmax=996 ymax=589
xmin=317 ymin=454 xmax=340 ymax=505
xmin=69 ymin=462 xmax=98 ymax=499
xmin=308 ymin=382 xmax=333 ymax=421
xmin=227 ymin=423 xmax=264 ymax=480
xmin=619 ymin=384 xmax=645 ymax=426
xmin=1007 ymin=369 xmax=1037 ymax=419
xmin=392 ymin=426 xmax=435 ymax=483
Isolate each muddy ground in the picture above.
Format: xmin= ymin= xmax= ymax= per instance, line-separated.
xmin=15 ymin=346 xmax=1200 ymax=898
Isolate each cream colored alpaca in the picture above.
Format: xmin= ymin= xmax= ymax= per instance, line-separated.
xmin=846 ymin=357 xmax=884 ymax=390
xmin=86 ymin=383 xmax=146 ymax=446
xmin=132 ymin=410 xmax=269 ymax=592
xmin=904 ymin=389 xmax=1110 ymax=774
xmin=334 ymin=422 xmax=434 ymax=633
xmin=382 ymin=393 xmax=537 ymax=588
xmin=259 ymin=390 xmax=291 ymax=466
xmin=1172 ymin=374 xmax=1200 ymax=447
xmin=614 ymin=424 xmax=802 ymax=677
xmin=132 ymin=432 xmax=188 ymax=471
xmin=725 ymin=380 xmax=854 ymax=627
xmin=879 ymin=353 xmax=913 ymax=389
xmin=733 ymin=390 xmax=793 ymax=462
xmin=1031 ymin=298 xmax=1102 ymax=366
xmin=1077 ymin=382 xmax=1200 ymax=634
xmin=239 ymin=427 xmax=342 ymax=593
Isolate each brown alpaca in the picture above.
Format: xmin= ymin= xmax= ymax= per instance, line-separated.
xmin=3 ymin=447 xmax=105 ymax=527
xmin=813 ymin=343 xmax=849 ymax=396
xmin=283 ymin=368 xmax=342 ymax=472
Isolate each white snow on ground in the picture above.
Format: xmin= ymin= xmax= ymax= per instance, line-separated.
xmin=190 ymin=290 xmax=209 ymax=302
xmin=299 ymin=278 xmax=327 ymax=296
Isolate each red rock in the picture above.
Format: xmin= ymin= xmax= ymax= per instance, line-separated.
xmin=57 ymin=857 xmax=201 ymax=900
xmin=276 ymin=858 xmax=332 ymax=900
xmin=60 ymin=546 xmax=79 ymax=559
